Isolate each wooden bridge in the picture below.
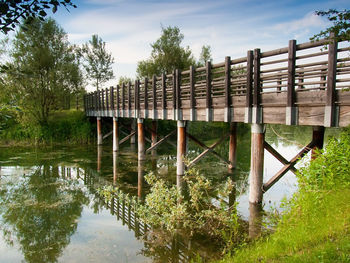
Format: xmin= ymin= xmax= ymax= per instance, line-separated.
xmin=84 ymin=36 xmax=350 ymax=204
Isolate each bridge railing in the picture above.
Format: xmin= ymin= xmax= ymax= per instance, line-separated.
xmin=84 ymin=36 xmax=350 ymax=126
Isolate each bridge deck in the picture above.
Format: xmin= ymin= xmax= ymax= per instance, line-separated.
xmin=84 ymin=37 xmax=350 ymax=127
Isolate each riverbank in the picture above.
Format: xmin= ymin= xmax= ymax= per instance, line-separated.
xmin=0 ymin=110 xmax=94 ymax=145
xmin=220 ymin=129 xmax=350 ymax=263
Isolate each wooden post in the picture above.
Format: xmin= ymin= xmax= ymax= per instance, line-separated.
xmin=137 ymin=119 xmax=145 ymax=161
xmin=206 ymin=61 xmax=212 ymax=122
xmin=175 ymin=69 xmax=181 ymax=120
xmin=110 ymin=86 xmax=114 ymax=113
xmin=249 ymin=124 xmax=264 ymax=204
xmin=152 ymin=75 xmax=157 ymax=119
xmin=245 ymin=50 xmax=253 ymax=123
xmin=252 ymin=49 xmax=261 ymax=124
xmin=97 ymin=117 xmax=102 ymax=145
xmin=324 ymin=32 xmax=338 ymax=127
xmin=177 ymin=121 xmax=186 ymax=179
xmin=224 ymin=56 xmax=231 ymax=122
xmin=144 ymin=78 xmax=149 ymax=118
xmin=229 ymin=122 xmax=237 ymax=169
xmin=116 ymin=85 xmax=120 ymax=117
xmin=113 ymin=117 xmax=119 ymax=152
xmin=122 ymin=83 xmax=125 ymax=117
xmin=286 ymin=40 xmax=297 ymax=125
xmin=135 ymin=80 xmax=140 ymax=118
xmin=172 ymin=70 xmax=177 ymax=120
xmin=190 ymin=65 xmax=195 ymax=121
xmin=311 ymin=126 xmax=325 ymax=159
xmin=128 ymin=81 xmax=131 ymax=117
xmin=162 ymin=73 xmax=167 ymax=119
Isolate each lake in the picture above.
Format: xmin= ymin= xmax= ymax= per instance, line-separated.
xmin=0 ymin=124 xmax=338 ymax=262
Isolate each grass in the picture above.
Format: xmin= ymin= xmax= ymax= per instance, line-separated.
xmin=219 ymin=129 xmax=350 ymax=263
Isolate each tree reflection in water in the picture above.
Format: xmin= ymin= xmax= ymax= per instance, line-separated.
xmin=0 ymin=164 xmax=89 ymax=263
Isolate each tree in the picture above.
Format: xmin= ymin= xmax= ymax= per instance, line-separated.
xmin=81 ymin=34 xmax=114 ymax=90
xmin=5 ymin=18 xmax=83 ymax=125
xmin=136 ymin=26 xmax=196 ymax=78
xmin=118 ymin=76 xmax=134 ymax=86
xmin=311 ymin=9 xmax=350 ymax=42
xmin=197 ymin=45 xmax=212 ymax=67
xmin=0 ymin=0 xmax=76 ymax=34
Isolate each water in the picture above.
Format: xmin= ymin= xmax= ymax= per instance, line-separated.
xmin=0 ymin=124 xmax=339 ymax=262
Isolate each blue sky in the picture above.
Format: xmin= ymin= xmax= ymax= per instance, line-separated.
xmin=53 ymin=0 xmax=349 ymax=88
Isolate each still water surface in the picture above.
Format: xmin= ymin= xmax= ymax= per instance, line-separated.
xmin=0 ymin=125 xmax=337 ymax=262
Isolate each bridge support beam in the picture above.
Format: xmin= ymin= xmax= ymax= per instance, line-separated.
xmin=113 ymin=117 xmax=119 ymax=152
xmin=151 ymin=120 xmax=158 ymax=155
xmin=137 ymin=118 xmax=146 ymax=161
xmin=131 ymin=119 xmax=136 ymax=144
xmin=97 ymin=117 xmax=102 ymax=145
xmin=249 ymin=124 xmax=265 ymax=204
xmin=312 ymin=126 xmax=325 ymax=159
xmin=229 ymin=122 xmax=237 ymax=169
xmin=176 ymin=121 xmax=187 ymax=183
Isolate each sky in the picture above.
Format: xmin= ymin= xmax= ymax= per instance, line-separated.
xmin=51 ymin=0 xmax=349 ymax=89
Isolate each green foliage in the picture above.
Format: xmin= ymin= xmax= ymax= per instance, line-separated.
xmin=133 ymin=167 xmax=243 ymax=253
xmin=0 ymin=110 xmax=93 ymax=144
xmin=118 ymin=75 xmax=134 ymax=86
xmin=0 ymin=0 xmax=77 ymax=34
xmin=4 ymin=18 xmax=84 ymax=125
xmin=298 ymin=129 xmax=350 ymax=190
xmin=81 ymin=34 xmax=114 ymax=90
xmin=311 ymin=9 xmax=350 ymax=42
xmin=136 ymin=26 xmax=196 ymax=78
xmin=197 ymin=45 xmax=212 ymax=67
xmin=220 ymin=129 xmax=350 ymax=263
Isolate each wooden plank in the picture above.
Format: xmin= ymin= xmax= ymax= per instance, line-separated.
xmin=253 ymin=48 xmax=261 ymax=123
xmin=106 ymin=87 xmax=109 ymax=110
xmin=110 ymin=86 xmax=114 ymax=110
xmin=146 ymin=130 xmax=176 ymax=153
xmin=263 ymin=140 xmax=315 ymax=192
xmin=176 ymin=69 xmax=181 ymax=109
xmin=172 ymin=70 xmax=177 ymax=109
xmin=264 ymin=141 xmax=296 ymax=174
xmin=135 ymin=80 xmax=139 ymax=115
xmin=187 ymin=133 xmax=231 ymax=167
xmin=119 ymin=131 xmax=136 ymax=145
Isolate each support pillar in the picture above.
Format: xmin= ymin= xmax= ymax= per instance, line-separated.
xmin=97 ymin=117 xmax=102 ymax=145
xmin=138 ymin=160 xmax=145 ymax=200
xmin=177 ymin=121 xmax=186 ymax=188
xmin=311 ymin=126 xmax=325 ymax=159
xmin=249 ymin=124 xmax=264 ymax=204
xmin=113 ymin=117 xmax=119 ymax=152
xmin=229 ymin=122 xmax=237 ymax=169
xmin=249 ymin=202 xmax=263 ymax=239
xmin=97 ymin=145 xmax=102 ymax=172
xmin=151 ymin=120 xmax=158 ymax=155
xmin=113 ymin=151 xmax=118 ymax=184
xmin=130 ymin=119 xmax=136 ymax=144
xmin=137 ymin=118 xmax=145 ymax=161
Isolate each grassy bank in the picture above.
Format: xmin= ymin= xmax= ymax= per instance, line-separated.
xmin=220 ymin=129 xmax=350 ymax=263
xmin=0 ymin=110 xmax=94 ymax=145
